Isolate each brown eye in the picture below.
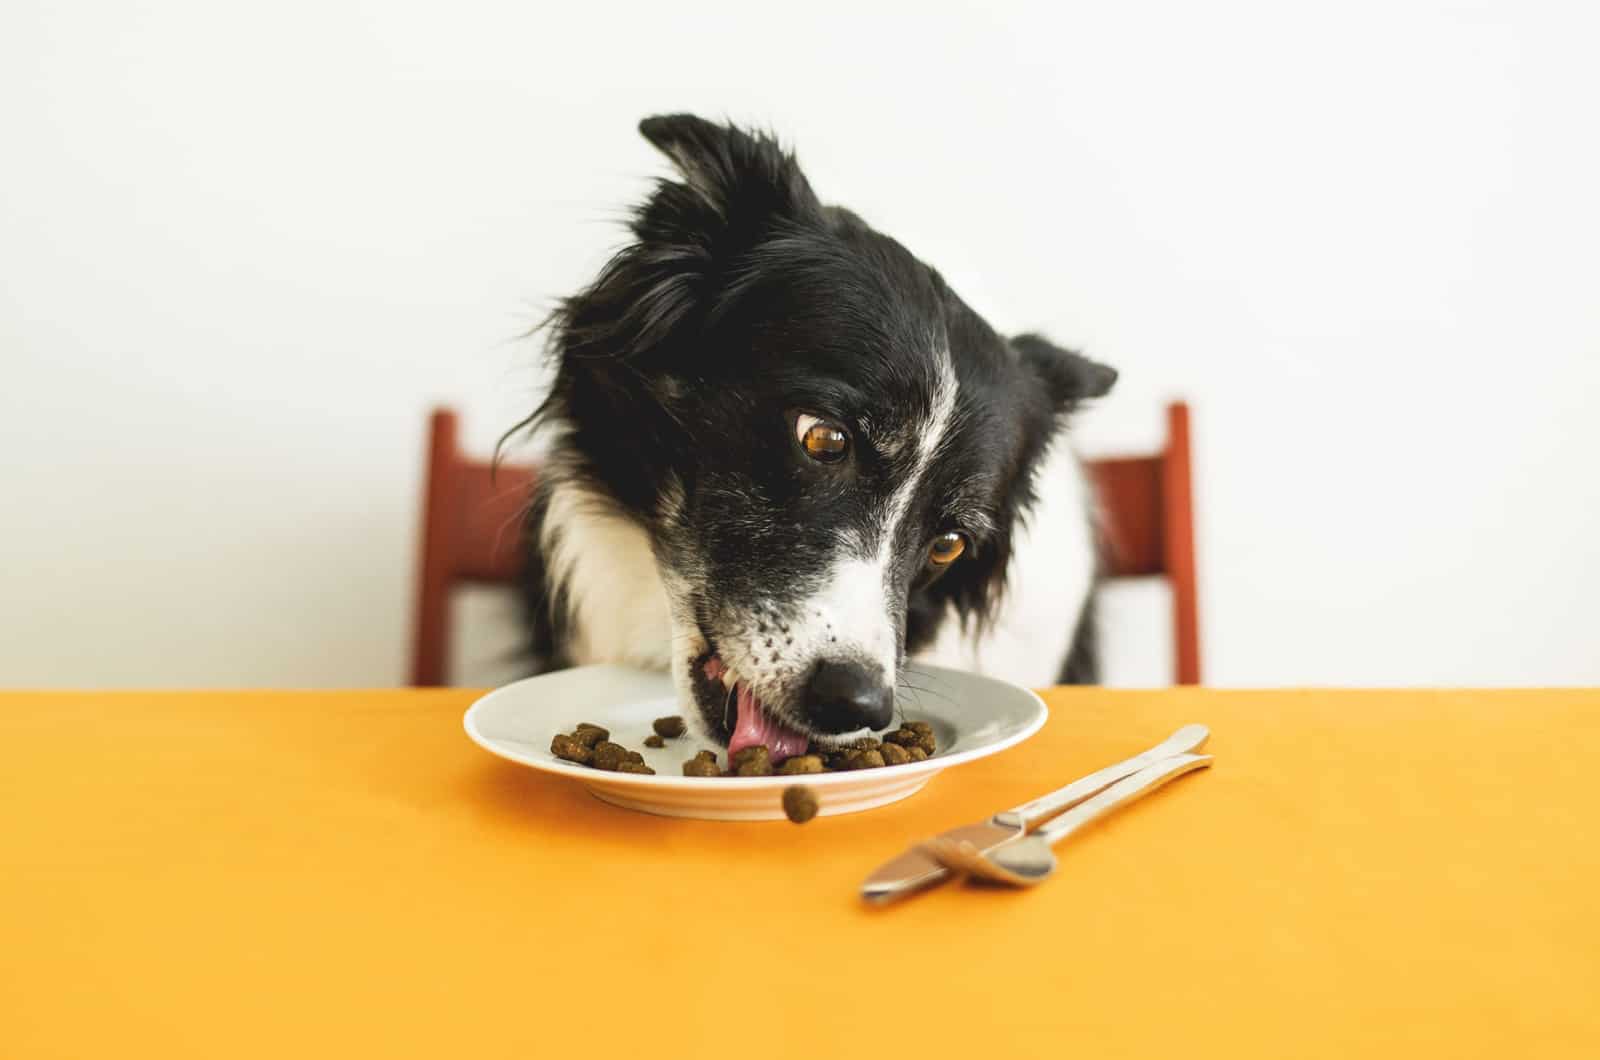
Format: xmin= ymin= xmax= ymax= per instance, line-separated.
xmin=796 ymin=413 xmax=849 ymax=464
xmin=928 ymin=532 xmax=967 ymax=566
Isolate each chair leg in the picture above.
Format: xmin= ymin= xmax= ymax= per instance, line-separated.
xmin=410 ymin=409 xmax=460 ymax=686
xmin=1163 ymin=402 xmax=1202 ymax=684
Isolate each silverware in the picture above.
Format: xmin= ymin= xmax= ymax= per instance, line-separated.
xmin=860 ymin=723 xmax=1211 ymax=904
xmin=921 ymin=752 xmax=1212 ymax=887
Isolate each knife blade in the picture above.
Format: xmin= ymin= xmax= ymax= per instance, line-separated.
xmin=860 ymin=819 xmax=1022 ymax=904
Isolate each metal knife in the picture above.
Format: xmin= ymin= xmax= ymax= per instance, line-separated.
xmin=860 ymin=723 xmax=1211 ymax=904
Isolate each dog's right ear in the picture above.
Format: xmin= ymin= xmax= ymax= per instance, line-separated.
xmin=636 ymin=114 xmax=822 ymax=242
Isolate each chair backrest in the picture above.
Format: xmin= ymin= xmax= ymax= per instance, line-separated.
xmin=410 ymin=402 xmax=1199 ymax=685
xmin=1085 ymin=402 xmax=1200 ymax=684
xmin=409 ymin=410 xmax=536 ymax=686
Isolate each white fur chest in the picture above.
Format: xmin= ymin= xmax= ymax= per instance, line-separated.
xmin=540 ymin=477 xmax=674 ymax=671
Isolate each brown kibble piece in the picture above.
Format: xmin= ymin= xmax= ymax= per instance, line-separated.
xmin=652 ymin=716 xmax=687 ymax=739
xmin=777 ymin=754 xmax=824 ymax=775
xmin=782 ymin=785 xmax=819 ymax=824
xmin=885 ymin=724 xmax=936 ymax=755
xmin=573 ymin=723 xmax=610 ymax=745
xmin=590 ymin=741 xmax=629 ymax=771
xmin=908 ymin=725 xmax=936 ymax=754
xmin=682 ymin=758 xmax=721 ymax=777
xmin=643 ymin=734 xmax=665 ymax=748
xmin=735 ymin=747 xmax=774 ymax=777
xmin=846 ymin=749 xmax=886 ymax=770
xmin=907 ymin=746 xmax=929 ymax=761
xmin=550 ymin=734 xmax=593 ymax=765
xmin=624 ymin=750 xmax=645 ymax=765
xmin=891 ymin=725 xmax=936 ymax=753
xmin=879 ymin=742 xmax=911 ymax=766
xmin=617 ymin=761 xmax=655 ymax=775
xmin=730 ymin=746 xmax=770 ymax=770
xmin=851 ymin=737 xmax=882 ymax=751
xmin=693 ymin=749 xmax=718 ymax=762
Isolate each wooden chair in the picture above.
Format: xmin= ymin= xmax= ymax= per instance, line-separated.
xmin=410 ymin=402 xmax=1199 ymax=685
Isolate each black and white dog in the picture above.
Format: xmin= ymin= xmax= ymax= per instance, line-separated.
xmin=517 ymin=114 xmax=1115 ymax=761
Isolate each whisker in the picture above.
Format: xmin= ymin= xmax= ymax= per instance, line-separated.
xmin=895 ymin=685 xmax=922 ymax=722
xmin=898 ymin=679 xmax=958 ymax=709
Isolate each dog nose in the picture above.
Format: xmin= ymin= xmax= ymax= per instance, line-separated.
xmin=803 ymin=660 xmax=894 ymax=733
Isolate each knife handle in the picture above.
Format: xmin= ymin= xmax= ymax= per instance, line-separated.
xmin=995 ymin=723 xmax=1211 ymax=830
xmin=1030 ymin=753 xmax=1212 ymax=846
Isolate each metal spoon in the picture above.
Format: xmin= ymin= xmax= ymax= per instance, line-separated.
xmin=922 ymin=752 xmax=1212 ymax=887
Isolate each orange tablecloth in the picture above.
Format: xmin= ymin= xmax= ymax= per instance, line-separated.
xmin=3 ymin=688 xmax=1598 ymax=1058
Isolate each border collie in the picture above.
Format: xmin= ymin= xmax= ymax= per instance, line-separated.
xmin=516 ymin=114 xmax=1115 ymax=760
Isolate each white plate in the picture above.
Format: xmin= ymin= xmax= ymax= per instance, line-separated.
xmin=463 ymin=662 xmax=1046 ymax=820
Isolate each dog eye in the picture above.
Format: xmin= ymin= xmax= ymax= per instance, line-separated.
xmin=928 ymin=532 xmax=967 ymax=566
xmin=795 ymin=413 xmax=849 ymax=464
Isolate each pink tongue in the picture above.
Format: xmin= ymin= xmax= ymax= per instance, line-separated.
xmin=729 ymin=683 xmax=811 ymax=764
xmin=705 ymin=657 xmax=808 ymax=763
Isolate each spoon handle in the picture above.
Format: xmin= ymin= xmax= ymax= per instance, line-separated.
xmin=1029 ymin=753 xmax=1213 ymax=846
xmin=997 ymin=724 xmax=1211 ymax=830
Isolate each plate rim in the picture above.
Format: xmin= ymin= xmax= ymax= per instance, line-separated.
xmin=462 ymin=661 xmax=1047 ymax=789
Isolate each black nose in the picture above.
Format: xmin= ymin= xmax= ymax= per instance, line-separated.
xmin=803 ymin=660 xmax=894 ymax=733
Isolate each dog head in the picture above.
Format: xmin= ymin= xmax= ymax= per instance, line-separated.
xmin=538 ymin=114 xmax=1114 ymax=754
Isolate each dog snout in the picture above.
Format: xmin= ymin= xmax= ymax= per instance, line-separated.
xmin=803 ymin=659 xmax=894 ymax=733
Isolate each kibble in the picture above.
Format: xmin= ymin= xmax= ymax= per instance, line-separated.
xmin=553 ymin=719 xmax=935 ymax=779
xmin=735 ymin=746 xmax=774 ymax=777
xmin=572 ymin=723 xmax=610 ymax=747
xmin=845 ymin=748 xmax=886 ymax=771
xmin=590 ymin=741 xmax=630 ymax=771
xmin=904 ymin=721 xmax=936 ymax=754
xmin=550 ymin=733 xmax=593 ymax=765
xmin=777 ymin=754 xmax=824 ymax=775
xmin=782 ymin=785 xmax=819 ymax=824
xmin=884 ymin=724 xmax=937 ymax=756
xmin=652 ymin=716 xmax=687 ymax=739
xmin=730 ymin=746 xmax=769 ymax=770
xmin=823 ymin=751 xmax=855 ymax=772
xmin=879 ymin=742 xmax=911 ymax=766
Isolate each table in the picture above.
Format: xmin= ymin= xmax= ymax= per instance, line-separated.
xmin=4 ymin=688 xmax=1598 ymax=1058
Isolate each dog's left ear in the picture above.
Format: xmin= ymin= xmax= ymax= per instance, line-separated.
xmin=1012 ymin=333 xmax=1117 ymax=412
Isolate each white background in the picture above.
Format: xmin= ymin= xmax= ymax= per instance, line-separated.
xmin=4 ymin=1 xmax=1597 ymax=688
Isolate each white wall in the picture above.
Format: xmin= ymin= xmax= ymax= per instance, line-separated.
xmin=4 ymin=0 xmax=1597 ymax=688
